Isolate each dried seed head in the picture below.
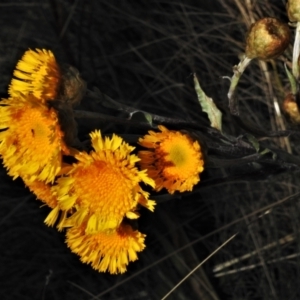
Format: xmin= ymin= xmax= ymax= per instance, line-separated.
xmin=59 ymin=65 xmax=87 ymax=106
xmin=245 ymin=18 xmax=291 ymax=60
xmin=287 ymin=0 xmax=300 ymax=22
xmin=282 ymin=93 xmax=300 ymax=123
xmin=47 ymin=65 xmax=86 ymax=147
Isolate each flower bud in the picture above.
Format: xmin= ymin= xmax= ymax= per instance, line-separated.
xmin=59 ymin=65 xmax=86 ymax=106
xmin=287 ymin=0 xmax=300 ymax=22
xmin=245 ymin=18 xmax=291 ymax=60
xmin=282 ymin=93 xmax=300 ymax=123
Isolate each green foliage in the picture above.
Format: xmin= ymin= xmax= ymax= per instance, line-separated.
xmin=194 ymin=74 xmax=222 ymax=131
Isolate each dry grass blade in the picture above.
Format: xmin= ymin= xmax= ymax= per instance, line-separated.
xmin=215 ymin=252 xmax=300 ymax=278
xmin=161 ymin=234 xmax=237 ymax=300
xmin=213 ymin=232 xmax=295 ymax=273
xmin=91 ymin=192 xmax=299 ymax=299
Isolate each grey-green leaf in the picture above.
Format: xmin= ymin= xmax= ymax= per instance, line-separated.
xmin=284 ymin=63 xmax=297 ymax=95
xmin=194 ymin=74 xmax=222 ymax=131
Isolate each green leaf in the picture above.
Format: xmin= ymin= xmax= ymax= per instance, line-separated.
xmin=244 ymin=133 xmax=260 ymax=152
xmin=284 ymin=63 xmax=298 ymax=95
xmin=194 ymin=74 xmax=222 ymax=131
xmin=129 ymin=110 xmax=153 ymax=126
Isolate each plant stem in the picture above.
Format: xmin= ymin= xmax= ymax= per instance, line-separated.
xmin=292 ymin=21 xmax=300 ymax=80
xmin=227 ymin=55 xmax=252 ymax=115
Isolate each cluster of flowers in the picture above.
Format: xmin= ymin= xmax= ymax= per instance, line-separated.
xmin=0 ymin=49 xmax=204 ymax=274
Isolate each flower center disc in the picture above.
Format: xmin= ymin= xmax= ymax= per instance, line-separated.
xmin=74 ymin=160 xmax=133 ymax=216
xmin=158 ymin=135 xmax=199 ymax=179
xmin=168 ymin=144 xmax=187 ymax=166
xmin=16 ymin=106 xmax=57 ymax=162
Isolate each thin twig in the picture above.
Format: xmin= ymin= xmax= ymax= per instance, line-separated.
xmin=213 ymin=232 xmax=295 ymax=273
xmin=242 ymin=209 xmax=278 ymax=299
xmin=215 ymin=253 xmax=300 ymax=277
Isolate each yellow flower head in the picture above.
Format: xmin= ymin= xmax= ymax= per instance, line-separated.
xmin=0 ymin=94 xmax=69 ymax=183
xmin=53 ymin=130 xmax=155 ymax=234
xmin=66 ymin=223 xmax=146 ymax=274
xmin=138 ymin=125 xmax=204 ymax=194
xmin=9 ymin=49 xmax=60 ymax=102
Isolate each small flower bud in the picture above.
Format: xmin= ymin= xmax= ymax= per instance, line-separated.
xmin=245 ymin=18 xmax=291 ymax=60
xmin=59 ymin=65 xmax=86 ymax=106
xmin=287 ymin=0 xmax=300 ymax=22
xmin=283 ymin=93 xmax=300 ymax=123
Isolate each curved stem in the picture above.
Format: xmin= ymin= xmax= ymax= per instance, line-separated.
xmin=227 ymin=55 xmax=252 ymax=115
xmin=292 ymin=21 xmax=300 ymax=81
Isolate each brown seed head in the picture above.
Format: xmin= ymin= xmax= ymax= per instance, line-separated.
xmin=282 ymin=93 xmax=300 ymax=123
xmin=46 ymin=65 xmax=86 ymax=147
xmin=59 ymin=65 xmax=87 ymax=106
xmin=245 ymin=18 xmax=291 ymax=60
xmin=287 ymin=0 xmax=300 ymax=22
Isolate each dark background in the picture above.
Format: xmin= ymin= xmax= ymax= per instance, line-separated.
xmin=1 ymin=1 xmax=300 ymax=299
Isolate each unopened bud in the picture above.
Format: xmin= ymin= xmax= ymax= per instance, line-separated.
xmin=59 ymin=65 xmax=86 ymax=106
xmin=287 ymin=0 xmax=300 ymax=22
xmin=283 ymin=93 xmax=300 ymax=123
xmin=245 ymin=18 xmax=291 ymax=60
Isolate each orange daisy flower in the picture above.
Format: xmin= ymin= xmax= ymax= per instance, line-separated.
xmin=51 ymin=130 xmax=155 ymax=234
xmin=66 ymin=223 xmax=146 ymax=274
xmin=0 ymin=94 xmax=69 ymax=183
xmin=138 ymin=125 xmax=204 ymax=194
xmin=9 ymin=48 xmax=61 ymax=102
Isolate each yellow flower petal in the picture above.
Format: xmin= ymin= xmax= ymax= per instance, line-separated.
xmin=23 ymin=177 xmax=72 ymax=229
xmin=66 ymin=223 xmax=146 ymax=274
xmin=44 ymin=205 xmax=60 ymax=227
xmin=125 ymin=211 xmax=140 ymax=219
xmin=52 ymin=130 xmax=155 ymax=233
xmin=9 ymin=49 xmax=61 ymax=102
xmin=24 ymin=178 xmax=58 ymax=209
xmin=138 ymin=125 xmax=204 ymax=194
xmin=0 ymin=94 xmax=69 ymax=183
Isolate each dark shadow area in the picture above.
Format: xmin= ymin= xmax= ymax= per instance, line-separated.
xmin=1 ymin=1 xmax=300 ymax=300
